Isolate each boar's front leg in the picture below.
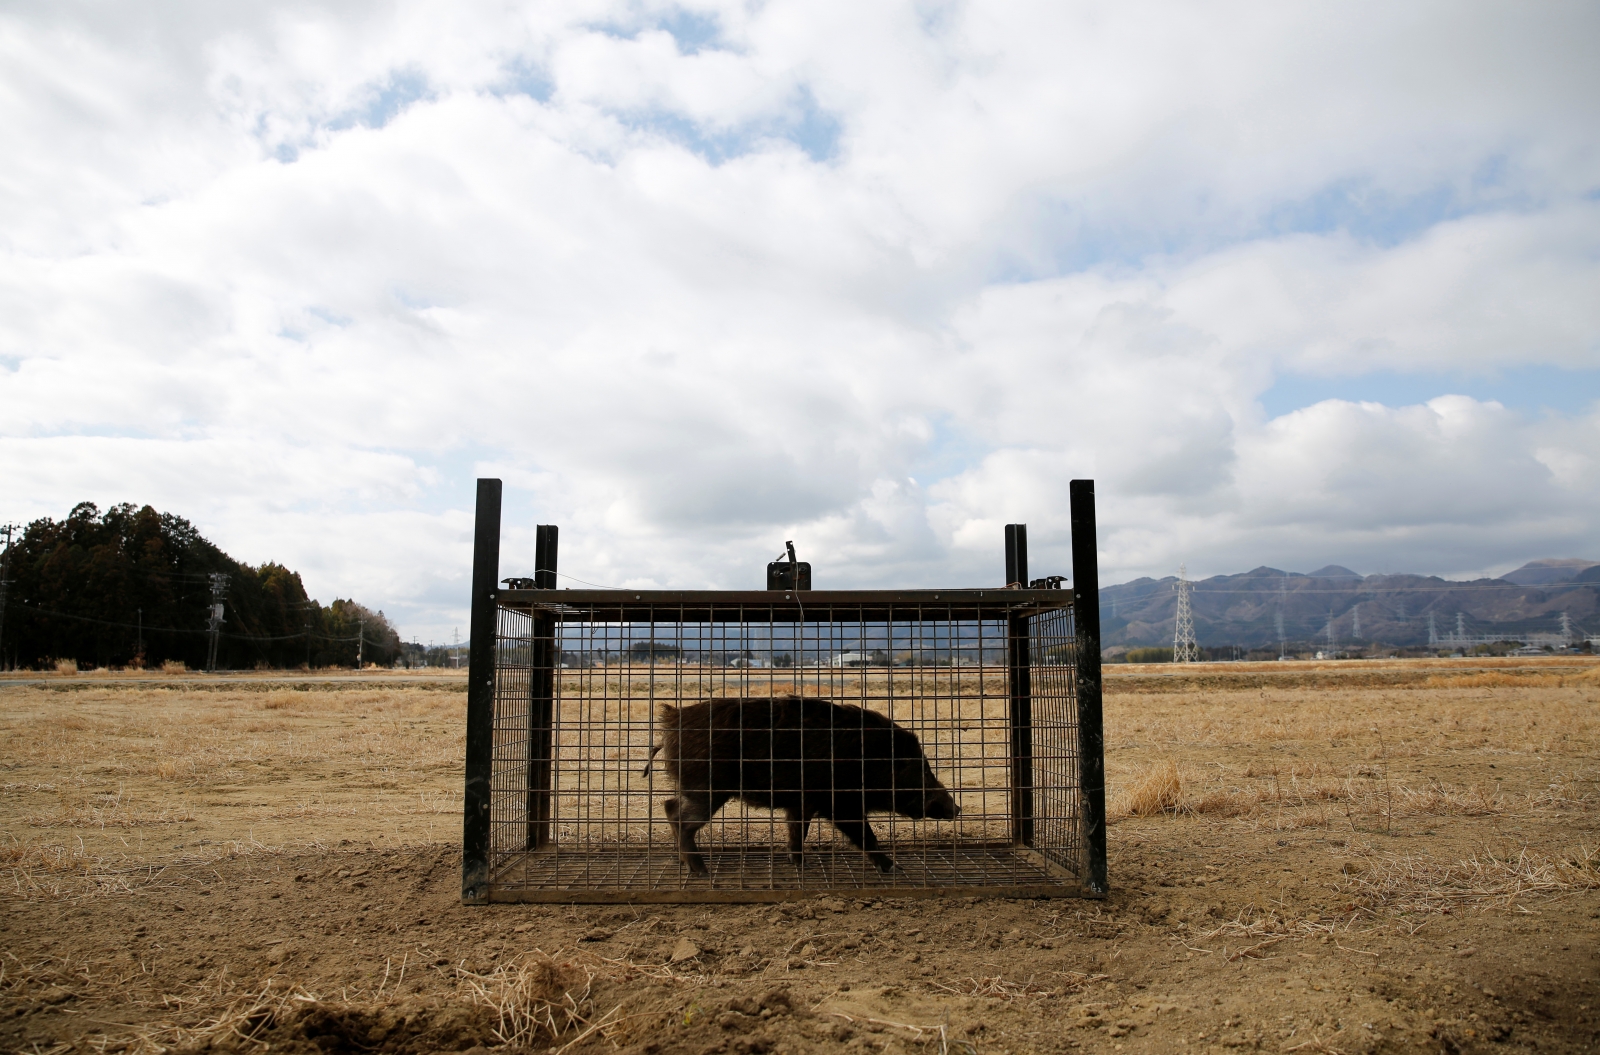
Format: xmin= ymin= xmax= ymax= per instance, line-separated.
xmin=829 ymin=813 xmax=896 ymax=873
xmin=666 ymin=791 xmax=727 ymax=875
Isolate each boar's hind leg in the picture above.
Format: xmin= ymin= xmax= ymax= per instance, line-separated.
xmin=830 ymin=816 xmax=896 ymax=873
xmin=667 ymin=791 xmax=727 ymax=875
xmin=783 ymin=808 xmax=812 ymax=866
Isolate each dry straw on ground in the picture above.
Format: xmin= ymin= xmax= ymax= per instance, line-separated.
xmin=1112 ymin=759 xmax=1183 ymax=817
xmin=1338 ymin=843 xmax=1600 ymax=914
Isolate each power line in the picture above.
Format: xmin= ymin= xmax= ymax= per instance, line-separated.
xmin=1 ymin=599 xmax=361 ymax=642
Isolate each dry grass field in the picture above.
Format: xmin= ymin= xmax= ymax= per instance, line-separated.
xmin=2 ymin=659 xmax=1597 ymax=1055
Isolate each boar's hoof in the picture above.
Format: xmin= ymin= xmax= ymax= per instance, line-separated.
xmin=869 ymin=853 xmax=899 ymax=873
xmin=682 ymin=853 xmax=710 ymax=875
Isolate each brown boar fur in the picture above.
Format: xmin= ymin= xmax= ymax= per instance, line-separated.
xmin=649 ymin=694 xmax=958 ymax=874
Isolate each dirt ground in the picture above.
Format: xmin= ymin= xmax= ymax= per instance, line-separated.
xmin=2 ymin=660 xmax=1598 ymax=1055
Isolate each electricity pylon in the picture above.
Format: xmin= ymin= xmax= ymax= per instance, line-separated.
xmin=1173 ymin=564 xmax=1201 ymax=663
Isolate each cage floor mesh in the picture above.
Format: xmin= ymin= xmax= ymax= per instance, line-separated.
xmin=486 ymin=843 xmax=1083 ymax=902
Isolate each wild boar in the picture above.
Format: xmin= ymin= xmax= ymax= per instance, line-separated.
xmin=644 ymin=695 xmax=958 ymax=874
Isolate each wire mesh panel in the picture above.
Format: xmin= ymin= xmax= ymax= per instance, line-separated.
xmin=475 ymin=591 xmax=1098 ymax=902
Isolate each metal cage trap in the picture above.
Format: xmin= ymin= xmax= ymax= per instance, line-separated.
xmin=462 ymin=480 xmax=1107 ymax=903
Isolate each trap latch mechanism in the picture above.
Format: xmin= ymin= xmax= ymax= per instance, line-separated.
xmin=501 ymin=577 xmax=538 ymax=589
xmin=1030 ymin=575 xmax=1067 ymax=590
xmin=766 ymin=540 xmax=812 ymax=591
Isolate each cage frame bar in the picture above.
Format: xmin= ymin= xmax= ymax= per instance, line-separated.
xmin=1069 ymin=479 xmax=1109 ymax=895
xmin=462 ymin=478 xmax=502 ymax=905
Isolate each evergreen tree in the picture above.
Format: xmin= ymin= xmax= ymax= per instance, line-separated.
xmin=4 ymin=502 xmax=401 ymax=670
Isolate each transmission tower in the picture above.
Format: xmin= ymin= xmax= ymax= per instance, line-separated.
xmin=1277 ymin=572 xmax=1289 ymax=659
xmin=1172 ymin=564 xmax=1201 ymax=662
xmin=1428 ymin=612 xmax=1438 ymax=648
xmin=1325 ymin=608 xmax=1337 ymax=653
xmin=0 ymin=523 xmax=16 ymax=672
xmin=205 ymin=572 xmax=229 ymax=671
xmin=1351 ymin=602 xmax=1361 ymax=641
xmin=1455 ymin=611 xmax=1466 ymax=648
xmin=1560 ymin=611 xmax=1574 ymax=645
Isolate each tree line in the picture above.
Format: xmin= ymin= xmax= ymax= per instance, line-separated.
xmin=1 ymin=502 xmax=401 ymax=670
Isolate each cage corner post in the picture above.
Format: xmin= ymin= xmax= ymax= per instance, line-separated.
xmin=463 ymin=478 xmax=503 ymax=905
xmin=1005 ymin=523 xmax=1034 ymax=848
xmin=1069 ymin=479 xmax=1108 ymax=895
xmin=526 ymin=524 xmax=559 ymax=850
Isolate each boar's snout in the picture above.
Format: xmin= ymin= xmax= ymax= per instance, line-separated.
xmin=895 ymin=759 xmax=960 ymax=820
xmin=924 ymin=787 xmax=960 ymax=820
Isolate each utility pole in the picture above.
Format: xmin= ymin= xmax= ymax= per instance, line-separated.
xmin=0 ymin=523 xmax=16 ymax=672
xmin=136 ymin=608 xmax=143 ymax=664
xmin=205 ymin=572 xmax=229 ymax=672
xmin=1172 ymin=563 xmax=1200 ymax=662
xmin=357 ymin=617 xmax=365 ymax=669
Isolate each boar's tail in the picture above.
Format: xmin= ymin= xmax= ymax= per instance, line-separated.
xmin=641 ymin=702 xmax=684 ymax=774
xmin=639 ymin=743 xmax=662 ymax=776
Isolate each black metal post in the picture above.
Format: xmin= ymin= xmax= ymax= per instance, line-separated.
xmin=462 ymin=478 xmax=502 ymax=904
xmin=535 ymin=525 xmax=559 ymax=589
xmin=1005 ymin=524 xmax=1028 ymax=587
xmin=1005 ymin=524 xmax=1034 ymax=847
xmin=1069 ymin=480 xmax=1108 ymax=895
xmin=527 ymin=524 xmax=558 ymax=849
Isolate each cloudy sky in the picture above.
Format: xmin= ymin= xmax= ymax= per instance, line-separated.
xmin=3 ymin=1 xmax=1598 ymax=643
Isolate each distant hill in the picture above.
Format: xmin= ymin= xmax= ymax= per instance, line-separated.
xmin=1101 ymin=561 xmax=1599 ymax=650
xmin=1500 ymin=558 xmax=1600 ymax=586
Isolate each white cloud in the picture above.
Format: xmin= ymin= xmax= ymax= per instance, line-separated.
xmin=1 ymin=1 xmax=1598 ymax=641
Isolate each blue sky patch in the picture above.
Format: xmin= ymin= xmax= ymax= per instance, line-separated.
xmin=907 ymin=416 xmax=986 ymax=485
xmin=656 ymin=8 xmax=722 ymax=54
xmin=1265 ymin=178 xmax=1465 ymax=248
xmin=496 ymin=56 xmax=553 ymax=103
xmin=625 ymin=85 xmax=840 ymax=164
xmin=329 ymin=69 xmax=432 ymax=131
xmin=1261 ymin=365 xmax=1600 ymax=419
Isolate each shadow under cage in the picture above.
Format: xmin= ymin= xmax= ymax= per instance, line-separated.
xmin=462 ymin=482 xmax=1108 ymax=903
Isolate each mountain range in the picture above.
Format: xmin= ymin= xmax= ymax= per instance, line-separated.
xmin=1100 ymin=559 xmax=1600 ymax=651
